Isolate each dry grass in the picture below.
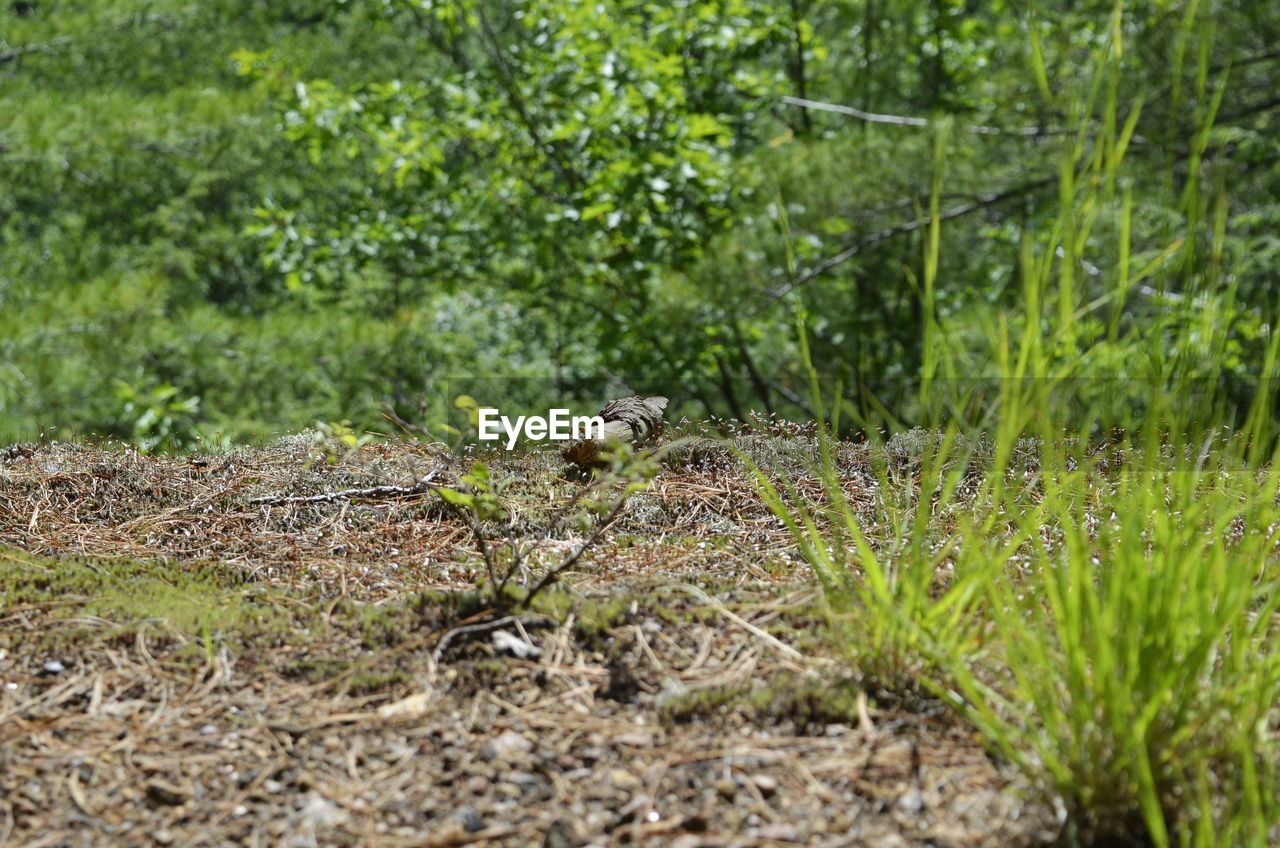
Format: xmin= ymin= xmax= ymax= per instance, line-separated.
xmin=0 ymin=435 xmax=1056 ymax=847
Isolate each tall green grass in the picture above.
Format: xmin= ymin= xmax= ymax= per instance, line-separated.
xmin=756 ymin=3 xmax=1280 ymax=843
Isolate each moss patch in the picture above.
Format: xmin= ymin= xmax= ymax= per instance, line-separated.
xmin=0 ymin=547 xmax=289 ymax=649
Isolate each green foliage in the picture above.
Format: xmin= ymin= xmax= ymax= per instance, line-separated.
xmin=4 ymin=0 xmax=1280 ymax=441
xmin=307 ymin=420 xmax=379 ymax=466
xmin=434 ymin=460 xmax=506 ymax=524
xmin=4 ymin=2 xmax=1280 ymax=838
xmin=112 ymin=380 xmax=201 ymax=452
xmin=759 ymin=337 xmax=1280 ymax=843
xmin=752 ymin=10 xmax=1280 ymax=836
xmin=0 ymin=548 xmax=280 ymax=650
xmin=434 ymin=447 xmax=658 ymax=608
xmin=961 ymin=444 xmax=1280 ymax=846
xmin=744 ymin=367 xmax=984 ymax=688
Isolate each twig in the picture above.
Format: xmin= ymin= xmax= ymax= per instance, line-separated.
xmin=250 ymin=468 xmax=441 ymax=505
xmin=1219 ymin=93 xmax=1280 ymax=123
xmin=430 ymin=614 xmax=551 ymax=667
xmin=753 ymin=176 xmax=1055 ymax=314
xmin=468 ymin=509 xmax=502 ymax=589
xmin=674 ymin=584 xmax=804 ymax=662
xmin=0 ymin=800 xmax=12 ymax=847
xmin=0 ymin=38 xmax=71 ymax=66
xmin=1 ymin=12 xmax=178 ymax=68
xmin=781 ymin=94 xmax=1067 ymax=137
xmin=521 ymin=494 xmax=630 ymax=606
xmin=381 ymin=404 xmax=433 ymax=438
xmin=423 ymin=824 xmax=520 ymax=847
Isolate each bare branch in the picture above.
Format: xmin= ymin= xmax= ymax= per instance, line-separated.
xmin=250 ymin=467 xmax=441 ymax=505
xmin=781 ymin=95 xmax=1068 ymax=137
xmin=1 ymin=13 xmax=178 ymax=69
xmin=0 ymin=37 xmax=71 ymax=67
xmin=522 ymin=494 xmax=630 ymax=607
xmin=430 ymin=614 xmax=553 ymax=669
xmin=752 ymin=176 xmax=1055 ymax=314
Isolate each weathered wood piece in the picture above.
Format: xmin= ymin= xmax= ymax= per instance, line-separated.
xmin=561 ymin=395 xmax=668 ymax=466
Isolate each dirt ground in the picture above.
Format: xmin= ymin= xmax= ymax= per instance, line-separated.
xmin=0 ymin=434 xmax=1059 ymax=847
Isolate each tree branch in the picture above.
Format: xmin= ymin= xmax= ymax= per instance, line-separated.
xmin=0 ymin=37 xmax=71 ymax=67
xmin=522 ymin=494 xmax=629 ymax=607
xmin=751 ymin=175 xmax=1055 ymax=315
xmin=781 ymin=95 xmax=1070 ymax=137
xmin=473 ymin=3 xmax=584 ymax=192
xmin=249 ymin=468 xmax=442 ymax=506
xmin=1 ymin=13 xmax=179 ymax=69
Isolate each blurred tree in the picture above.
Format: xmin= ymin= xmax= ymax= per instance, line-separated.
xmin=1 ymin=0 xmax=1278 ymax=443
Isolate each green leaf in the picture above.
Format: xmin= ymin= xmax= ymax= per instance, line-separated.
xmin=436 ymin=488 xmax=475 ymax=509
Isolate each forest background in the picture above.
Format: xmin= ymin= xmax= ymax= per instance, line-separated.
xmin=2 ymin=0 xmax=1278 ymax=447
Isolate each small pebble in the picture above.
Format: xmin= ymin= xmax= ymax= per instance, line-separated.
xmin=461 ymin=775 xmax=488 ymax=795
xmin=897 ymin=788 xmax=924 ymax=813
xmin=492 ymin=630 xmax=540 ymax=659
xmin=485 ymin=731 xmax=533 ymax=762
xmin=608 ymin=769 xmax=641 ymax=792
xmin=41 ymin=660 xmax=65 ymax=675
xmin=450 ymin=805 xmax=484 ymax=833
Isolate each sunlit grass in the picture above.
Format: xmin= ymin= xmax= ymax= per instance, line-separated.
xmin=756 ymin=3 xmax=1280 ymax=843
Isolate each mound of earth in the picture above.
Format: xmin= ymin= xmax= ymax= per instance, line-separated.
xmin=0 ymin=435 xmax=1056 ymax=846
